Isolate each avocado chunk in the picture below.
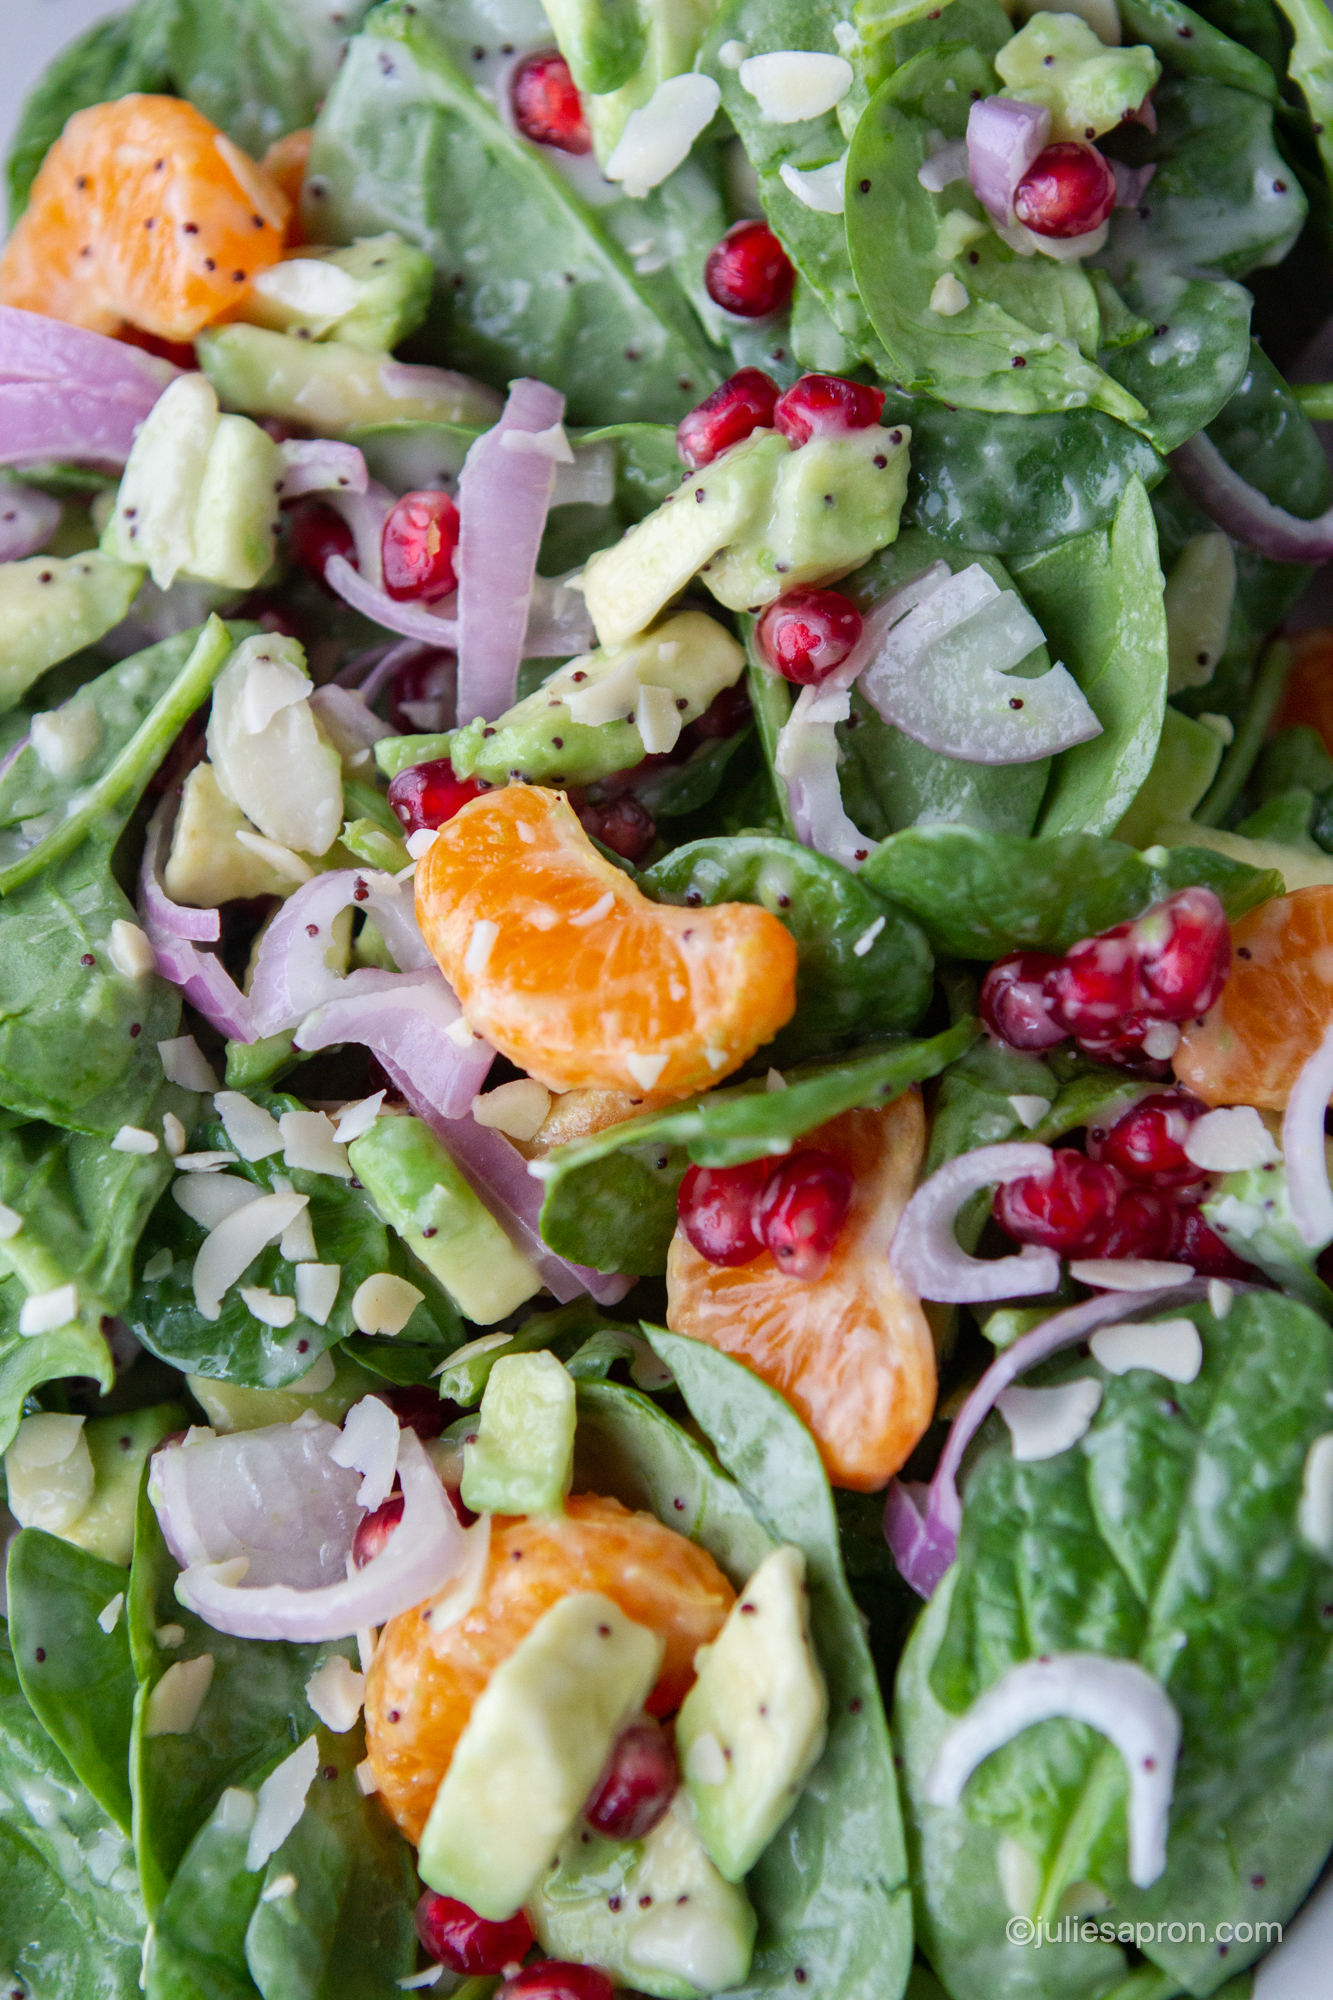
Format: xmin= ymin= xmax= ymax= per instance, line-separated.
xmin=544 ymin=0 xmax=647 ymax=94
xmin=583 ymin=431 xmax=789 ymax=648
xmin=449 ymin=610 xmax=745 ymax=787
xmin=461 ymin=1351 xmax=576 ymax=1517
xmin=347 ymin=1115 xmax=542 ymax=1325
xmin=0 ymin=550 xmax=142 ymax=713
xmin=164 ymin=762 xmax=297 ymax=906
xmin=237 ymin=232 xmax=434 ymax=352
xmin=530 ymin=1796 xmax=758 ymax=1999
xmin=196 ymin=324 xmax=504 ymax=438
xmin=64 ymin=1405 xmax=185 ymax=1567
xmin=418 ymin=1591 xmax=664 ymax=1920
xmin=187 ymin=1351 xmax=386 ymax=1433
xmin=704 ymin=423 xmax=911 ymax=613
xmin=996 ymin=14 xmax=1160 ymax=140
xmin=675 ymin=1545 xmax=828 ymax=1882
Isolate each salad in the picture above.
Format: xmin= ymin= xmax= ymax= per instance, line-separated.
xmin=1 ymin=0 xmax=1333 ymax=1993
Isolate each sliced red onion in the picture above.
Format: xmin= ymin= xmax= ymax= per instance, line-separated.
xmin=294 ymin=974 xmax=495 ymax=1121
xmin=1282 ymin=1024 xmax=1333 ymax=1249
xmin=324 ymin=556 xmax=590 ymax=662
xmin=1168 ymin=431 xmax=1333 ymax=564
xmin=332 ymin=641 xmax=396 ymax=691
xmin=967 ymin=95 xmax=1051 ymax=226
xmin=0 ymin=305 xmax=176 ymax=394
xmin=149 ymin=1420 xmax=364 ymax=1588
xmin=0 ymin=384 xmax=159 ymax=473
xmin=0 ymin=484 xmax=61 ymax=561
xmin=278 ymin=439 xmax=368 ymax=500
xmin=774 ymin=681 xmax=873 ymax=872
xmin=890 ymin=1142 xmax=1064 ymax=1303
xmin=924 ymin=1653 xmax=1180 ymax=1887
xmin=138 ymin=793 xmax=254 ymax=1040
xmin=325 ymin=552 xmax=459 ymax=645
xmin=174 ymin=1429 xmax=479 ymax=1642
xmin=456 ymin=378 xmax=566 ymax=725
xmin=139 ymin=793 xmax=221 ymax=943
xmin=1112 ymin=159 xmax=1156 ymax=208
xmin=525 ymin=572 xmax=595 ymax=659
xmin=248 ymin=867 xmax=435 ymax=1036
xmin=307 ymin=684 xmax=394 ymax=756
xmin=325 ymin=480 xmax=395 ymax=588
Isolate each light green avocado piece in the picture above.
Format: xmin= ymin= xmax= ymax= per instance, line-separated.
xmin=62 ymin=1404 xmax=185 ymax=1568
xmin=0 ymin=551 xmax=142 ymax=713
xmin=583 ymin=431 xmax=789 ymax=648
xmin=530 ymin=1796 xmax=757 ymax=1999
xmin=164 ymin=762 xmax=295 ymax=906
xmin=586 ymin=0 xmax=720 ymax=159
xmin=449 ymin=610 xmax=745 ymax=787
xmin=676 ymin=1544 xmax=828 ymax=1882
xmin=196 ymin=323 xmax=504 ymax=437
xmin=704 ymin=424 xmax=911 ymax=614
xmin=347 ymin=1115 xmax=542 ymax=1325
xmin=237 ymin=233 xmax=434 ymax=352
xmin=418 ymin=1591 xmax=664 ymax=1919
xmin=1113 ymin=706 xmax=1222 ymax=849
xmin=996 ymin=14 xmax=1160 ymax=140
xmin=186 ymin=1351 xmax=386 ymax=1433
xmin=461 ymin=1351 xmax=576 ymax=1517
xmin=188 ymin=414 xmax=283 ymax=590
xmin=544 ymin=0 xmax=647 ymax=95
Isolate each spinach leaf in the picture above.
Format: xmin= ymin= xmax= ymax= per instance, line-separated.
xmin=1207 ymin=340 xmax=1333 ymax=517
xmin=0 ymin=1620 xmax=145 ymax=1998
xmin=860 ymin=823 xmax=1280 ymax=957
xmin=128 ymin=1091 xmax=460 ymax=1391
xmin=924 ymin=1038 xmax=1062 ymax=1174
xmin=306 ymin=2 xmax=722 ymax=424
xmin=7 ymin=5 xmax=173 ymax=219
xmin=536 ymin=1021 xmax=978 ymax=1273
xmin=1100 ymin=274 xmax=1253 ymax=454
xmin=0 ymin=1273 xmax=119 ymax=1456
xmin=640 ymin=834 xmax=934 ymax=1064
xmin=1011 ymin=480 xmax=1168 ymax=838
xmin=145 ymin=1780 xmax=269 ymax=2000
xmin=651 ymin=1330 xmax=913 ymax=2000
xmin=1118 ymin=0 xmax=1279 ymax=97
xmin=150 ymin=0 xmax=376 ymax=157
xmin=1272 ymin=0 xmax=1333 ymax=204
xmin=916 ymin=1293 xmax=1333 ymax=1993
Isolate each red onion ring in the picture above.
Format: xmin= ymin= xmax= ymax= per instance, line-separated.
xmin=1282 ymin=1022 xmax=1333 ymax=1249
xmin=1168 ymin=430 xmax=1333 ymax=564
xmin=889 ymin=1141 xmax=1064 ymax=1303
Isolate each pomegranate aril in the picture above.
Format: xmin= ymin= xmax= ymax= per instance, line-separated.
xmin=512 ymin=51 xmax=592 ymax=153
xmin=286 ymin=500 xmax=356 ymax=593
xmin=382 ymin=1384 xmax=455 ymax=1438
xmin=754 ymin=1149 xmax=854 ymax=1282
xmin=677 ymin=1160 xmax=769 ymax=1266
xmin=1089 ymin=1184 xmax=1174 ymax=1261
xmin=772 ymin=373 xmax=886 ymax=446
xmin=387 ymin=758 xmax=483 ymax=835
xmin=352 ymin=1492 xmax=403 ymax=1568
xmin=1173 ymin=1201 xmax=1252 ymax=1279
xmin=415 ymin=1892 xmax=535 ymax=1975
xmin=584 ymin=1721 xmax=680 ymax=1839
xmin=979 ymin=950 xmax=1068 ymax=1050
xmin=500 ymin=1967 xmax=614 ymax=2000
xmin=389 ymin=649 xmax=455 ymax=734
xmin=756 ymin=588 xmax=863 ymax=686
xmin=1048 ymin=888 xmax=1231 ymax=1058
xmin=381 ymin=489 xmax=460 ymax=603
xmin=994 ymin=1148 xmax=1123 ymax=1256
xmin=577 ymin=792 xmax=656 ymax=863
xmin=690 ymin=678 xmax=752 ymax=739
xmin=1093 ymin=1091 xmax=1207 ymax=1188
xmin=1013 ymin=141 xmax=1117 ymax=238
xmin=704 ymin=219 xmax=796 ymax=319
xmin=1133 ymin=886 xmax=1230 ymax=1019
xmin=677 ymin=368 xmax=780 ymax=470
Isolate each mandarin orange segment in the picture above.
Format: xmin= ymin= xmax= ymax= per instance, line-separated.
xmin=0 ymin=96 xmax=289 ymax=340
xmin=665 ymin=1091 xmax=936 ymax=1492
xmin=1174 ymin=885 xmax=1333 ymax=1109
xmin=415 ymin=785 xmax=798 ymax=1101
xmin=1275 ymin=629 xmax=1333 ymax=758
xmin=363 ymin=1492 xmax=735 ymax=1844
xmin=260 ymin=129 xmax=313 ymax=240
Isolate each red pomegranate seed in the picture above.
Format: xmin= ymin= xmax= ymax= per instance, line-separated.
xmin=677 ymin=368 xmax=780 ymax=469
xmin=415 ymin=1892 xmax=535 ymax=1975
xmin=511 ymin=51 xmax=592 ymax=154
xmin=1091 ymin=1092 xmax=1207 ymax=1188
xmin=691 ymin=679 xmax=752 ymax=739
xmin=756 ymin=588 xmax=863 ymax=685
xmin=1014 ymin=141 xmax=1117 ymax=238
xmin=382 ymin=490 xmax=460 ymax=603
xmin=286 ymin=500 xmax=355 ymax=593
xmin=387 ymin=758 xmax=483 ymax=835
xmin=117 ymin=324 xmax=198 ymax=372
xmin=1172 ymin=1201 xmax=1252 ymax=1278
xmin=577 ymin=793 xmax=656 ymax=863
xmin=389 ymin=650 xmax=456 ymax=734
xmin=352 ymin=1492 xmax=403 ymax=1569
xmin=382 ymin=1384 xmax=453 ymax=1438
xmin=994 ymin=1149 xmax=1123 ymax=1256
xmin=772 ymin=374 xmax=886 ymax=446
xmin=754 ymin=1149 xmax=854 ymax=1282
xmin=584 ymin=1721 xmax=680 ymax=1838
xmin=704 ymin=219 xmax=796 ymax=319
xmin=1090 ymin=1184 xmax=1175 ymax=1261
xmin=500 ymin=1967 xmax=615 ymax=2000
xmin=979 ymin=950 xmax=1068 ymax=1051
xmin=677 ymin=1160 xmax=769 ymax=1266
xmin=1048 ymin=889 xmax=1230 ymax=1056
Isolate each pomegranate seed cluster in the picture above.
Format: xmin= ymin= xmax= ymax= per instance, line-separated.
xmin=677 ymin=1148 xmax=854 ymax=1281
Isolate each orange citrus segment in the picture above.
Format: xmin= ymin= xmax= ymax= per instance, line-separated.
xmin=665 ymin=1090 xmax=936 ymax=1492
xmin=1275 ymin=629 xmax=1333 ymax=758
xmin=415 ymin=785 xmax=798 ymax=1101
xmin=363 ymin=1492 xmax=735 ymax=1844
xmin=260 ymin=129 xmax=312 ymax=240
xmin=1174 ymin=885 xmax=1333 ymax=1109
xmin=0 ymin=96 xmax=289 ymax=340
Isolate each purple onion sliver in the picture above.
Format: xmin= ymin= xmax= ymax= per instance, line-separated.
xmin=139 ymin=793 xmax=222 ymax=942
xmin=1281 ymin=1022 xmax=1333 ymax=1247
xmin=883 ymin=1479 xmax=959 ymax=1600
xmin=1112 ymin=159 xmax=1155 ymax=208
xmin=0 ymin=305 xmax=177 ymax=394
xmin=325 ymin=479 xmax=395 ymax=587
xmin=294 ymin=979 xmax=494 ymax=1121
xmin=0 ymin=483 xmax=61 ymax=561
xmin=1168 ymin=432 xmax=1333 ymax=564
xmin=967 ymin=95 xmax=1050 ymax=224
xmin=278 ymin=438 xmax=369 ymax=499
xmin=325 ymin=553 xmax=460 ymax=646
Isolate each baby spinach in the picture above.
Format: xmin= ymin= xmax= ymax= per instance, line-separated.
xmin=1011 ymin=480 xmax=1168 ymax=838
xmin=641 ymin=834 xmax=934 ymax=1064
xmin=1100 ymin=273 xmax=1254 ymax=455
xmin=7 ymin=4 xmax=172 ymax=218
xmin=306 ymin=1 xmax=723 ymax=424
xmin=860 ymin=822 xmax=1279 ymax=957
xmin=145 ymin=1778 xmax=270 ymax=2000
xmin=1207 ymin=339 xmax=1333 ymax=517
xmin=1273 ymin=0 xmax=1333 ymax=200
xmin=1118 ymin=0 xmax=1279 ymax=98
xmin=536 ymin=1019 xmax=978 ymax=1273
xmin=128 ymin=1091 xmax=460 ymax=1391
xmin=0 ymin=1273 xmax=118 ymax=1457
xmin=652 ymin=1330 xmax=913 ymax=2000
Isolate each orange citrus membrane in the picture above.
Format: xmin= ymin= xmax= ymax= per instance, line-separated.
xmin=364 ymin=1493 xmax=735 ymax=1844
xmin=0 ymin=95 xmax=289 ymax=339
xmin=1175 ymin=884 xmax=1333 ymax=1109
xmin=665 ymin=1090 xmax=937 ymax=1491
xmin=415 ymin=785 xmax=798 ymax=1101
xmin=1275 ymin=628 xmax=1333 ymax=758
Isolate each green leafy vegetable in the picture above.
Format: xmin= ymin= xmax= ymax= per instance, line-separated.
xmin=7 ymin=7 xmax=172 ymax=219
xmin=1272 ymin=0 xmax=1333 ymax=202
xmin=1118 ymin=0 xmax=1279 ymax=98
xmin=144 ymin=1776 xmax=270 ymax=2000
